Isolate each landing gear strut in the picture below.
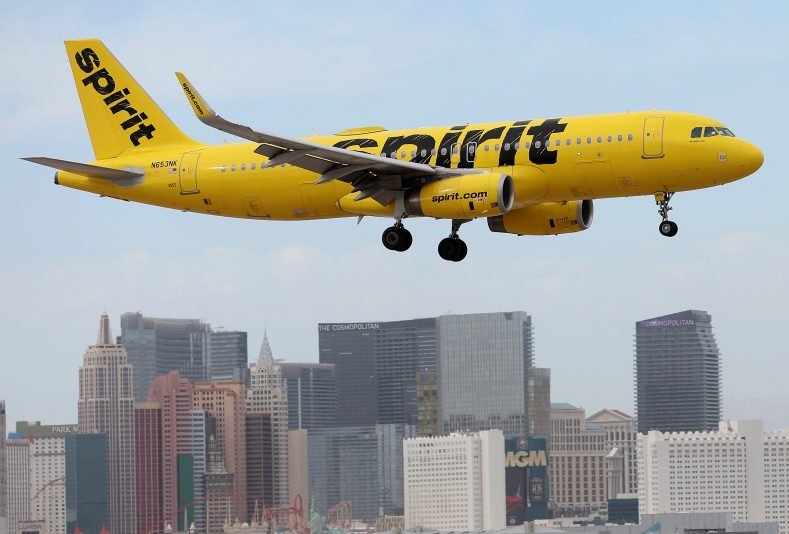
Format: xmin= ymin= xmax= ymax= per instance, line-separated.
xmin=655 ymin=192 xmax=678 ymax=237
xmin=382 ymin=222 xmax=412 ymax=252
xmin=438 ymin=219 xmax=469 ymax=262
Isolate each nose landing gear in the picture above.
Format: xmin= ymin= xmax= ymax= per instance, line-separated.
xmin=655 ymin=192 xmax=678 ymax=237
xmin=438 ymin=219 xmax=470 ymax=262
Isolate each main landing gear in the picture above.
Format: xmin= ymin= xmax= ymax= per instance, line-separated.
xmin=381 ymin=222 xmax=412 ymax=252
xmin=438 ymin=219 xmax=469 ymax=262
xmin=655 ymin=192 xmax=679 ymax=237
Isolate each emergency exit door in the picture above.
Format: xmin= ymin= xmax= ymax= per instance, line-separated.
xmin=179 ymin=152 xmax=200 ymax=194
xmin=642 ymin=117 xmax=665 ymax=158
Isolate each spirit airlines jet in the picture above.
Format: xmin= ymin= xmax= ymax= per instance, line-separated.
xmin=26 ymin=39 xmax=764 ymax=261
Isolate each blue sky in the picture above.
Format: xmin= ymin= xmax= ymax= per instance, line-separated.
xmin=2 ymin=1 xmax=788 ymax=428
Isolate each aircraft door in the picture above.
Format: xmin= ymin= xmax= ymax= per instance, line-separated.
xmin=642 ymin=117 xmax=665 ymax=158
xmin=179 ymin=152 xmax=200 ymax=194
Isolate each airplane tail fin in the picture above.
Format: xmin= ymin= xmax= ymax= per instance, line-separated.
xmin=65 ymin=39 xmax=197 ymax=160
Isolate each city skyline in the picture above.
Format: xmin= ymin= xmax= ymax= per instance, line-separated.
xmin=2 ymin=2 xmax=788 ymax=430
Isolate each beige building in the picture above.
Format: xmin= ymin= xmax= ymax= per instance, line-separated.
xmin=287 ymin=430 xmax=308 ymax=508
xmin=246 ymin=336 xmax=289 ymax=507
xmin=193 ymin=381 xmax=248 ymax=523
xmin=78 ymin=313 xmax=136 ymax=534
xmin=6 ymin=437 xmax=30 ymax=532
xmin=585 ymin=409 xmax=638 ymax=498
xmin=28 ymin=438 xmax=66 ymax=534
xmin=549 ymin=403 xmax=607 ymax=516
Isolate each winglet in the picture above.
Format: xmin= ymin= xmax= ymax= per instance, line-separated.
xmin=176 ymin=72 xmax=216 ymax=121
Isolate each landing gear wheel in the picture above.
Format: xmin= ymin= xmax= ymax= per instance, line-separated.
xmin=382 ymin=225 xmax=412 ymax=251
xmin=438 ymin=237 xmax=467 ymax=262
xmin=659 ymin=220 xmax=678 ymax=237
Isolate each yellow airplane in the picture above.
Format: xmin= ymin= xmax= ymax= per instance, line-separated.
xmin=25 ymin=39 xmax=764 ymax=261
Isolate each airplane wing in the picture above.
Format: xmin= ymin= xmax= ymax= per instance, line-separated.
xmin=176 ymin=72 xmax=465 ymax=206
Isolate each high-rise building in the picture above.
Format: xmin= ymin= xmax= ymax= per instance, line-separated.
xmin=208 ymin=331 xmax=249 ymax=383
xmin=404 ymin=430 xmax=505 ymax=532
xmin=549 ymin=404 xmax=607 ymax=517
xmin=188 ymin=410 xmax=208 ymax=534
xmin=192 ymin=381 xmax=247 ymax=521
xmin=6 ymin=435 xmax=30 ymax=532
xmin=78 ymin=313 xmax=136 ymax=534
xmin=0 ymin=400 xmax=7 ymax=534
xmin=245 ymin=413 xmax=272 ymax=508
xmin=29 ymin=435 xmax=69 ymax=534
xmin=147 ymin=372 xmax=193 ymax=526
xmin=309 ymin=424 xmax=415 ymax=520
xmin=246 ymin=336 xmax=289 ymax=507
xmin=135 ymin=403 xmax=162 ymax=534
xmin=438 ymin=312 xmax=537 ymax=436
xmin=319 ymin=319 xmax=438 ymax=428
xmin=638 ymin=420 xmax=789 ymax=533
xmin=204 ymin=436 xmax=235 ymax=534
xmin=287 ymin=430 xmax=308 ymax=510
xmin=280 ymin=363 xmax=337 ymax=430
xmin=415 ymin=371 xmax=438 ymax=437
xmin=65 ymin=434 xmax=108 ymax=534
xmin=527 ymin=367 xmax=551 ymax=437
xmin=634 ymin=310 xmax=721 ymax=433
xmin=585 ymin=409 xmax=637 ymax=498
xmin=120 ymin=312 xmax=210 ymax=402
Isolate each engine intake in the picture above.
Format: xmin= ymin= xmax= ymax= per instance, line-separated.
xmin=406 ymin=173 xmax=514 ymax=219
xmin=488 ymin=199 xmax=594 ymax=235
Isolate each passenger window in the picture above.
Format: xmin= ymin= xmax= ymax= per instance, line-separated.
xmin=534 ymin=140 xmax=542 ymax=149
xmin=430 ymin=149 xmax=436 ymax=156
xmin=231 ymin=164 xmax=236 ymax=171
xmin=451 ymin=144 xmax=458 ymax=154
xmin=607 ymin=135 xmax=613 ymax=142
xmin=466 ymin=142 xmax=477 ymax=161
xmin=691 ymin=127 xmax=702 ymax=138
xmin=390 ymin=152 xmax=396 ymax=158
xmin=220 ymin=165 xmax=226 ymax=173
xmin=400 ymin=151 xmax=406 ymax=158
xmin=587 ymin=137 xmax=592 ymax=144
xmin=241 ymin=164 xmax=246 ymax=171
xmin=566 ymin=139 xmax=571 ymax=146
xmin=596 ymin=136 xmax=602 ymax=143
xmin=420 ymin=149 xmax=427 ymax=158
xmin=411 ymin=150 xmax=416 ymax=158
xmin=545 ymin=140 xmax=550 ymax=147
xmin=524 ymin=141 xmax=531 ymax=148
xmin=514 ymin=142 xmax=520 ymax=150
xmin=556 ymin=139 xmax=561 ymax=146
xmin=576 ymin=138 xmax=582 ymax=145
xmin=251 ymin=163 xmax=256 ymax=170
xmin=484 ymin=144 xmax=490 ymax=152
xmin=440 ymin=147 xmax=447 ymax=156
xmin=627 ymin=134 xmax=634 ymax=141
xmin=494 ymin=143 xmax=501 ymax=151
xmin=704 ymin=127 xmax=718 ymax=137
xmin=504 ymin=143 xmax=511 ymax=151
xmin=617 ymin=135 xmax=623 ymax=142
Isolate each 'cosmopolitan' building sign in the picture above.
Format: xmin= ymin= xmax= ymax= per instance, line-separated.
xmin=642 ymin=319 xmax=695 ymax=327
xmin=319 ymin=323 xmax=381 ymax=332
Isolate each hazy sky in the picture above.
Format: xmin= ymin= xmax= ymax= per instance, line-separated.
xmin=2 ymin=1 xmax=788 ymax=429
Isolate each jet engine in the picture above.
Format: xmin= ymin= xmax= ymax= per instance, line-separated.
xmin=405 ymin=173 xmax=514 ymax=219
xmin=487 ymin=199 xmax=594 ymax=235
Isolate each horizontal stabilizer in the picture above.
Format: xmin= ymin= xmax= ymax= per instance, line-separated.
xmin=22 ymin=157 xmax=144 ymax=182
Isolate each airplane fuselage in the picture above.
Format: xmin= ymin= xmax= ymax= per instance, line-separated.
xmin=55 ymin=110 xmax=762 ymax=221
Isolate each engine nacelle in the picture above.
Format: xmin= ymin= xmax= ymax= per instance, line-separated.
xmin=487 ymin=199 xmax=594 ymax=235
xmin=406 ymin=173 xmax=514 ymax=219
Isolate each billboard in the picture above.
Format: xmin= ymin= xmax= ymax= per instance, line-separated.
xmin=505 ymin=436 xmax=549 ymax=523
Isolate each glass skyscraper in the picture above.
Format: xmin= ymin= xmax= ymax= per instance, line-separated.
xmin=437 ymin=311 xmax=536 ymax=436
xmin=634 ymin=310 xmax=722 ymax=433
xmin=65 ymin=434 xmax=108 ymax=534
xmin=318 ymin=319 xmax=436 ymax=427
xmin=281 ymin=363 xmax=338 ymax=430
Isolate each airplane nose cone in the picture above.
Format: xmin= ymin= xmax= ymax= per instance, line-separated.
xmin=739 ymin=141 xmax=764 ymax=177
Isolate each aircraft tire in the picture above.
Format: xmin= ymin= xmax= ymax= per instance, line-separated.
xmin=438 ymin=237 xmax=467 ymax=262
xmin=382 ymin=226 xmax=412 ymax=251
xmin=659 ymin=220 xmax=679 ymax=237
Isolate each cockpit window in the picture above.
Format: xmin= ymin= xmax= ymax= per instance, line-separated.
xmin=691 ymin=127 xmax=702 ymax=138
xmin=703 ymin=126 xmax=719 ymax=137
xmin=716 ymin=127 xmax=735 ymax=137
